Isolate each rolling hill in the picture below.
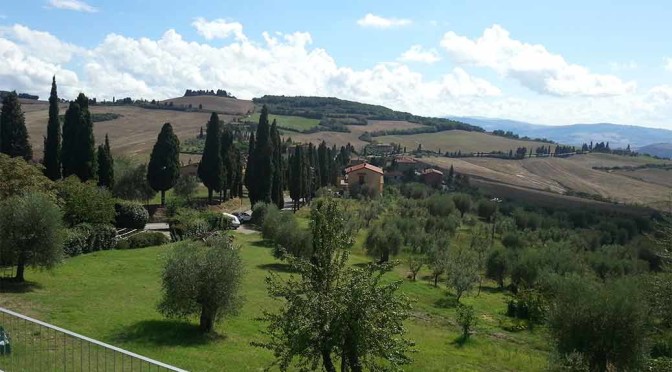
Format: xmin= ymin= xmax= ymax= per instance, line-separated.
xmin=5 ymin=94 xmax=669 ymax=211
xmin=638 ymin=143 xmax=672 ymax=159
xmin=450 ymin=116 xmax=672 ymax=149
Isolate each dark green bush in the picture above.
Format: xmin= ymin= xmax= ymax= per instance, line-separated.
xmin=114 ymin=201 xmax=149 ymax=229
xmin=63 ymin=223 xmax=117 ymax=256
xmin=63 ymin=228 xmax=87 ymax=256
xmin=252 ymin=202 xmax=270 ymax=225
xmin=123 ymin=232 xmax=169 ymax=249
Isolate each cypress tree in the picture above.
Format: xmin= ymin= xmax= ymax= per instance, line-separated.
xmin=317 ymin=141 xmax=329 ymax=187
xmin=0 ymin=91 xmax=32 ymax=160
xmin=307 ymin=143 xmax=319 ymax=200
xmin=97 ymin=134 xmax=114 ymax=189
xmin=288 ymin=145 xmax=307 ymax=211
xmin=77 ymin=93 xmax=96 ymax=181
xmin=198 ymin=113 xmax=223 ymax=202
xmin=244 ymin=132 xmax=256 ymax=202
xmin=220 ymin=125 xmax=234 ymax=200
xmin=44 ymin=76 xmax=61 ymax=180
xmin=236 ymin=149 xmax=244 ymax=198
xmin=63 ymin=93 xmax=96 ymax=181
xmin=270 ymin=120 xmax=284 ymax=209
xmin=148 ymin=123 xmax=180 ymax=206
xmin=251 ymin=105 xmax=273 ymax=205
xmin=61 ymin=101 xmax=80 ymax=177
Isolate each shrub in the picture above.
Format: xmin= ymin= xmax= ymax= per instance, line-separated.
xmin=114 ymin=201 xmax=149 ymax=229
xmin=124 ymin=232 xmax=169 ymax=249
xmin=252 ymin=202 xmax=270 ymax=225
xmin=63 ymin=228 xmax=86 ymax=256
xmin=89 ymin=224 xmax=117 ymax=251
xmin=456 ymin=304 xmax=476 ymax=341
xmin=505 ymin=290 xmax=546 ymax=325
xmin=58 ymin=177 xmax=116 ymax=226
xmin=63 ymin=223 xmax=117 ymax=255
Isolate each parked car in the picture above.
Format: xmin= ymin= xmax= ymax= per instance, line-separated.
xmin=222 ymin=213 xmax=241 ymax=229
xmin=233 ymin=211 xmax=252 ymax=223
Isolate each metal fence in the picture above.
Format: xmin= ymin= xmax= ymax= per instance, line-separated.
xmin=0 ymin=307 xmax=187 ymax=372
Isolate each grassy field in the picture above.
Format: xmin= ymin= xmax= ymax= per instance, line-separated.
xmin=0 ymin=229 xmax=549 ymax=371
xmin=247 ymin=112 xmax=320 ymax=132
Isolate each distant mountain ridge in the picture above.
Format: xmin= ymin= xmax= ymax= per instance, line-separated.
xmin=637 ymin=143 xmax=672 ymax=159
xmin=449 ymin=116 xmax=672 ymax=150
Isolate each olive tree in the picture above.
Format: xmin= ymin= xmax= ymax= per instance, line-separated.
xmin=456 ymin=303 xmax=477 ymax=342
xmin=548 ymin=276 xmax=648 ymax=372
xmin=0 ymin=193 xmax=64 ymax=282
xmin=446 ymin=244 xmax=480 ymax=302
xmin=173 ymin=175 xmax=199 ymax=201
xmin=158 ymin=235 xmax=244 ymax=333
xmin=257 ymin=198 xmax=413 ymax=372
xmin=452 ymin=193 xmax=472 ymax=218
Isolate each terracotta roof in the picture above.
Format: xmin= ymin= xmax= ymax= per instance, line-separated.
xmin=421 ymin=168 xmax=444 ymax=176
xmin=345 ymin=163 xmax=384 ymax=175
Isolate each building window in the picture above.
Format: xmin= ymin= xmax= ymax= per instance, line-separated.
xmin=358 ymin=174 xmax=365 ymax=185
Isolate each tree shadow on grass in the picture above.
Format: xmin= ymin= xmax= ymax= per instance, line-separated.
xmin=434 ymin=295 xmax=459 ymax=309
xmin=111 ymin=320 xmax=222 ymax=347
xmin=479 ymin=285 xmax=504 ymax=294
xmin=0 ymin=278 xmax=42 ymax=293
xmin=451 ymin=335 xmax=470 ymax=348
xmin=250 ymin=239 xmax=271 ymax=248
xmin=257 ymin=263 xmax=295 ymax=273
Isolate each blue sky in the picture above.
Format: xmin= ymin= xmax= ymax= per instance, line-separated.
xmin=2 ymin=0 xmax=672 ymax=129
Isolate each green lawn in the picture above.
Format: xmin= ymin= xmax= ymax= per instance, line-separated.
xmin=248 ymin=113 xmax=320 ymax=132
xmin=0 ymin=231 xmax=549 ymax=371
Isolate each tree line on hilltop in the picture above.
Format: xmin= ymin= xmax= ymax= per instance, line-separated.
xmin=183 ymin=89 xmax=235 ymax=98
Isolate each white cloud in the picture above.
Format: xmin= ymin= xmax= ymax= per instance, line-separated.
xmin=192 ymin=17 xmax=246 ymax=41
xmin=664 ymin=58 xmax=672 ymax=71
xmin=399 ymin=45 xmax=440 ymax=63
xmin=440 ymin=24 xmax=635 ymax=97
xmin=0 ymin=37 xmax=80 ymax=99
xmin=0 ymin=24 xmax=83 ymax=64
xmin=47 ymin=0 xmax=98 ymax=13
xmin=3 ymin=22 xmax=672 ymax=129
xmin=357 ymin=13 xmax=411 ymax=29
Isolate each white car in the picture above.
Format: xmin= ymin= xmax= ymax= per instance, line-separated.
xmin=234 ymin=211 xmax=252 ymax=223
xmin=222 ymin=213 xmax=241 ymax=229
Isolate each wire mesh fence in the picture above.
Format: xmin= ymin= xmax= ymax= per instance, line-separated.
xmin=0 ymin=307 xmax=187 ymax=372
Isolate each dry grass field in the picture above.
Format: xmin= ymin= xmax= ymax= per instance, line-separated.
xmin=377 ymin=130 xmax=554 ymax=154
xmin=614 ymin=168 xmax=672 ymax=188
xmin=421 ymin=154 xmax=672 ymax=210
xmin=160 ymin=96 xmax=254 ymax=115
xmin=23 ymin=105 xmax=235 ymax=159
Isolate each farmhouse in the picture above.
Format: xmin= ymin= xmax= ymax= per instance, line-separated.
xmin=421 ymin=168 xmax=444 ymax=187
xmin=394 ymin=156 xmax=418 ymax=172
xmin=344 ymin=163 xmax=384 ymax=195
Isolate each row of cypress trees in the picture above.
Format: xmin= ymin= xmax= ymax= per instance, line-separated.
xmin=198 ymin=111 xmax=245 ymax=203
xmin=287 ymin=141 xmax=352 ymax=210
xmin=0 ymin=78 xmax=114 ymax=189
xmin=243 ymin=105 xmax=284 ymax=209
